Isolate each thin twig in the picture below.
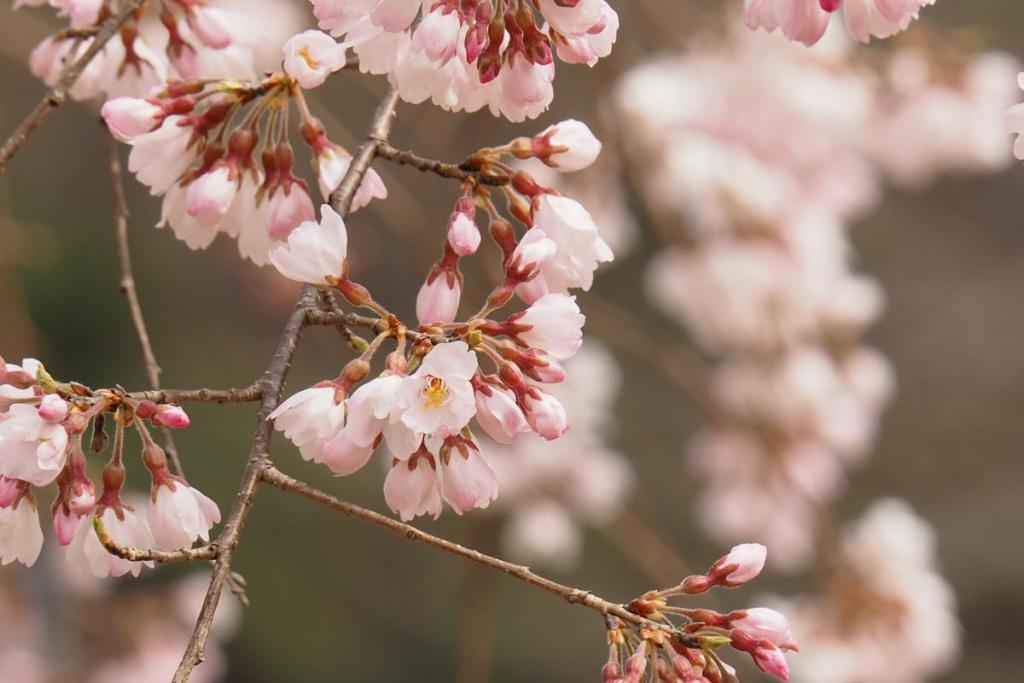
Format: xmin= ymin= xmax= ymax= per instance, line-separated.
xmin=108 ymin=135 xmax=186 ymax=478
xmin=94 ymin=515 xmax=218 ymax=563
xmin=260 ymin=465 xmax=701 ymax=646
xmin=127 ymin=384 xmax=264 ymax=405
xmin=172 ymin=87 xmax=404 ymax=683
xmin=0 ymin=0 xmax=147 ymax=174
xmin=377 ymin=143 xmax=509 ymax=186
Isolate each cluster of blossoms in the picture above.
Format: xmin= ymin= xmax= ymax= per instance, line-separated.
xmin=777 ymin=500 xmax=959 ymax=683
xmin=270 ymin=118 xmax=614 ymax=520
xmin=487 ymin=344 xmax=634 ymax=570
xmin=19 ymin=0 xmax=302 ymax=101
xmin=0 ymin=569 xmax=238 ymax=683
xmin=101 ymin=73 xmax=387 ymax=264
xmin=307 ymin=0 xmax=618 ymax=121
xmin=614 ymin=26 xmax=1018 ymax=572
xmin=743 ymin=0 xmax=936 ymax=46
xmin=0 ymin=357 xmax=219 ymax=573
xmin=603 ymin=544 xmax=797 ymax=682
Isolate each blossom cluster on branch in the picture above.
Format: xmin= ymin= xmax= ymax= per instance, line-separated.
xmin=6 ymin=0 xmax=1016 ymax=680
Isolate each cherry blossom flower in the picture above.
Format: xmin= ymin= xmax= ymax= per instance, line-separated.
xmin=0 ymin=403 xmax=69 ymax=487
xmin=510 ymin=293 xmax=585 ymax=361
xmin=743 ymin=0 xmax=936 ymax=46
xmin=283 ymin=30 xmax=349 ymax=89
xmin=437 ymin=439 xmax=498 ymax=514
xmin=148 ymin=481 xmax=222 ymax=550
xmin=530 ymin=194 xmax=614 ymax=294
xmin=0 ymin=496 xmax=44 ymax=567
xmin=68 ymin=506 xmax=155 ymax=578
xmin=269 ymin=204 xmax=348 ymax=286
xmin=383 ymin=447 xmax=443 ymax=521
xmin=270 ymin=386 xmax=348 ymax=463
xmin=396 ymin=342 xmax=478 ymax=439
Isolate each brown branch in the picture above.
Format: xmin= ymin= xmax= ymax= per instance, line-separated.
xmin=0 ymin=0 xmax=147 ymax=175
xmin=377 ymin=143 xmax=509 ymax=186
xmin=94 ymin=515 xmax=218 ymax=563
xmin=108 ymin=134 xmax=185 ymax=477
xmin=172 ymin=87 xmax=404 ymax=683
xmin=127 ymin=384 xmax=264 ymax=405
xmin=260 ymin=465 xmax=701 ymax=647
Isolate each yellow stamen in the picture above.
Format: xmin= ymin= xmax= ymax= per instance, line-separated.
xmin=299 ymin=47 xmax=319 ymax=70
xmin=422 ymin=376 xmax=450 ymax=410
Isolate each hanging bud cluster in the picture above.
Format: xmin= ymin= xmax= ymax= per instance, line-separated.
xmin=601 ymin=544 xmax=795 ymax=683
xmin=0 ymin=356 xmax=219 ymax=573
xmin=102 ymin=71 xmax=386 ymax=265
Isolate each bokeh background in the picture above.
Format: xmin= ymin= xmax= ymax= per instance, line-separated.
xmin=1 ymin=1 xmax=1023 ymax=681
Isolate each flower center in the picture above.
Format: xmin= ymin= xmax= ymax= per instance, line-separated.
xmin=299 ymin=47 xmax=320 ymax=70
xmin=421 ymin=376 xmax=450 ymax=410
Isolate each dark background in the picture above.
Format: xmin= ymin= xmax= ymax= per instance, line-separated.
xmin=1 ymin=1 xmax=1023 ymax=681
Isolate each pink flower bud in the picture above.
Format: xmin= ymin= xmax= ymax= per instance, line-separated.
xmin=412 ymin=7 xmax=461 ymax=62
xmin=416 ymin=274 xmax=461 ymax=325
xmin=101 ymin=97 xmax=164 ymax=141
xmin=536 ymin=119 xmax=602 ymax=172
xmin=0 ymin=477 xmax=20 ymax=509
xmin=508 ymin=228 xmax=557 ymax=278
xmin=36 ymin=395 xmax=68 ymax=423
xmin=473 ymin=384 xmax=529 ymax=444
xmin=730 ymin=608 xmax=798 ymax=651
xmin=447 ymin=213 xmax=481 ymax=257
xmin=267 ymin=184 xmax=316 ymax=240
xmin=188 ymin=6 xmax=233 ymax=49
xmin=745 ymin=640 xmax=790 ymax=681
xmin=711 ymin=543 xmax=767 ymax=587
xmin=522 ymin=390 xmax=568 ymax=440
xmin=186 ymin=166 xmax=237 ymax=228
xmin=154 ymin=405 xmax=190 ymax=429
xmin=53 ymin=508 xmax=80 ymax=545
xmin=68 ymin=482 xmax=96 ymax=516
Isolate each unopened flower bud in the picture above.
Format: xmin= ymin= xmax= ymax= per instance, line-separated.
xmin=534 ymin=119 xmax=602 ymax=172
xmin=154 ymin=405 xmax=190 ymax=429
xmin=37 ymin=395 xmax=68 ymax=423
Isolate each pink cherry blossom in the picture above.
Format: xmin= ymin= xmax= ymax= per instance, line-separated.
xmin=396 ymin=342 xmax=478 ymax=438
xmin=473 ymin=383 xmax=529 ymax=444
xmin=154 ymin=405 xmax=191 ymax=429
xmin=269 ymin=204 xmax=348 ymax=286
xmin=438 ymin=443 xmax=498 ymax=514
xmin=148 ymin=481 xmax=221 ymax=549
xmin=521 ymin=389 xmax=568 ymax=440
xmin=270 ymin=386 xmax=348 ymax=463
xmin=68 ymin=506 xmax=155 ymax=578
xmin=0 ymin=404 xmax=69 ymax=486
xmin=513 ymin=293 xmax=585 ymax=361
xmin=383 ymin=450 xmax=444 ymax=522
xmin=730 ymin=608 xmax=798 ymax=651
xmin=283 ymin=30 xmax=349 ymax=89
xmin=0 ymin=497 xmax=44 ymax=567
xmin=531 ymin=194 xmax=614 ymax=292
xmin=127 ymin=116 xmax=195 ymax=196
xmin=188 ymin=5 xmax=234 ymax=50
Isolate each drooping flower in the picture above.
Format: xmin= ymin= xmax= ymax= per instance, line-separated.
xmin=269 ymin=204 xmax=348 ymax=286
xmin=270 ymin=386 xmax=348 ymax=463
xmin=530 ymin=194 xmax=614 ymax=294
xmin=148 ymin=481 xmax=222 ymax=550
xmin=68 ymin=505 xmax=155 ymax=578
xmin=0 ymin=496 xmax=44 ymax=567
xmin=0 ymin=403 xmax=69 ymax=486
